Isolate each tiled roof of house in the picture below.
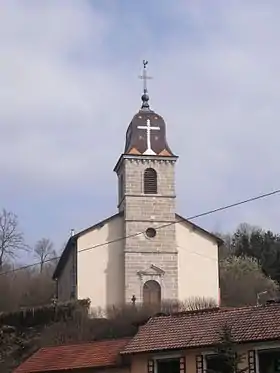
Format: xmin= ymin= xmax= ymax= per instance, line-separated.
xmin=14 ymin=337 xmax=131 ymax=373
xmin=121 ymin=303 xmax=280 ymax=354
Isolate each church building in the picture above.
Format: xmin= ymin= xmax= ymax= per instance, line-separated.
xmin=53 ymin=62 xmax=222 ymax=311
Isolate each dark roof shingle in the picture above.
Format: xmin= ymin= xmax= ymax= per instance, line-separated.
xmin=121 ymin=303 xmax=280 ymax=354
xmin=14 ymin=337 xmax=131 ymax=373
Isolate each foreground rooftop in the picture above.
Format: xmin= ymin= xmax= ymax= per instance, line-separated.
xmin=122 ymin=302 xmax=280 ymax=354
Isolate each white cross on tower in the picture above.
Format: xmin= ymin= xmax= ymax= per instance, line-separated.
xmin=137 ymin=119 xmax=160 ymax=155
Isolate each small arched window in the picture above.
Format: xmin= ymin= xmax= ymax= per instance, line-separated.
xmin=143 ymin=280 xmax=161 ymax=309
xmin=144 ymin=168 xmax=157 ymax=194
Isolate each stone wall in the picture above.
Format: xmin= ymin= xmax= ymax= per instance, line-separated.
xmin=116 ymin=155 xmax=178 ymax=304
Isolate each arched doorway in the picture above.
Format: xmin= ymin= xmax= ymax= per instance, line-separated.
xmin=143 ymin=280 xmax=161 ymax=309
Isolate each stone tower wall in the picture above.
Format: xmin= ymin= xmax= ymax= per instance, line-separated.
xmin=116 ymin=155 xmax=178 ymax=304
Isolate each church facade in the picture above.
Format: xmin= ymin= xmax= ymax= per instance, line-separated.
xmin=53 ymin=63 xmax=222 ymax=311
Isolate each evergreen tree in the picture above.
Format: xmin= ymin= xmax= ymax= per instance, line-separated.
xmin=208 ymin=324 xmax=247 ymax=373
xmin=220 ymin=222 xmax=280 ymax=286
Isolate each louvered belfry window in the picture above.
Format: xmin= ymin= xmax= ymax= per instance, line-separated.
xmin=144 ymin=168 xmax=157 ymax=194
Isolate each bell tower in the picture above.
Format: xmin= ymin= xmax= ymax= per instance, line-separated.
xmin=114 ymin=61 xmax=178 ymax=306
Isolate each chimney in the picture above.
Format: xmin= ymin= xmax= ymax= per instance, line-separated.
xmin=70 ymin=229 xmax=75 ymax=237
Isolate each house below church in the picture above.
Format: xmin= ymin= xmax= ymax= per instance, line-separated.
xmin=53 ymin=62 xmax=222 ymax=311
xmin=14 ymin=302 xmax=280 ymax=373
xmin=13 ymin=338 xmax=131 ymax=373
xmin=121 ymin=302 xmax=280 ymax=373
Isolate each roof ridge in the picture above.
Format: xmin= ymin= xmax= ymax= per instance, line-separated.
xmin=175 ymin=213 xmax=223 ymax=244
xmin=39 ymin=336 xmax=132 ymax=350
xmin=170 ymin=307 xmax=220 ymax=317
xmin=151 ymin=302 xmax=280 ymax=320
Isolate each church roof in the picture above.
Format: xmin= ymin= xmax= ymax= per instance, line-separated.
xmin=121 ymin=302 xmax=280 ymax=354
xmin=52 ymin=212 xmax=123 ymax=279
xmin=53 ymin=212 xmax=222 ymax=280
xmin=14 ymin=337 xmax=131 ymax=373
xmin=123 ymin=109 xmax=175 ymax=157
xmin=121 ymin=60 xmax=175 ymax=158
xmin=176 ymin=213 xmax=223 ymax=245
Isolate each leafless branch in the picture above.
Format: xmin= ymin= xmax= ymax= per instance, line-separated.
xmin=34 ymin=238 xmax=56 ymax=273
xmin=0 ymin=209 xmax=27 ymax=269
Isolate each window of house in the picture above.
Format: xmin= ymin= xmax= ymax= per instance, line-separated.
xmin=203 ymin=349 xmax=280 ymax=373
xmin=258 ymin=348 xmax=280 ymax=373
xmin=144 ymin=168 xmax=157 ymax=194
xmin=157 ymin=358 xmax=182 ymax=373
xmin=205 ymin=354 xmax=224 ymax=372
xmin=148 ymin=357 xmax=185 ymax=373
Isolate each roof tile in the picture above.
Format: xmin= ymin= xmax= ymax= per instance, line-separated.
xmin=14 ymin=337 xmax=131 ymax=373
xmin=122 ymin=303 xmax=280 ymax=354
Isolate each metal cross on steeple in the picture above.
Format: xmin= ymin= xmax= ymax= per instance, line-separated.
xmin=139 ymin=60 xmax=152 ymax=109
xmin=137 ymin=118 xmax=160 ymax=155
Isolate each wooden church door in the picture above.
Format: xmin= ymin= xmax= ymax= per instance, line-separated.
xmin=143 ymin=280 xmax=161 ymax=309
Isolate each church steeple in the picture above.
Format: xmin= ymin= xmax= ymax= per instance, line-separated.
xmin=114 ymin=61 xmax=178 ymax=305
xmin=123 ymin=61 xmax=175 ymax=157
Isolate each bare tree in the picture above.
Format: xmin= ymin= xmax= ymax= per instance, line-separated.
xmin=34 ymin=238 xmax=56 ymax=273
xmin=0 ymin=209 xmax=27 ymax=269
xmin=182 ymin=296 xmax=218 ymax=311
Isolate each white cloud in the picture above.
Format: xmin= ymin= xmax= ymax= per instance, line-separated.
xmin=1 ymin=0 xmax=280 ymax=248
xmin=0 ymin=1 xmax=114 ymax=184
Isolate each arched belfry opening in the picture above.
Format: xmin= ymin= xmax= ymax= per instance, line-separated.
xmin=143 ymin=280 xmax=161 ymax=308
xmin=144 ymin=168 xmax=157 ymax=194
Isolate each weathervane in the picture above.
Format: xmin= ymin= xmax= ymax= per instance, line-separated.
xmin=139 ymin=60 xmax=152 ymax=109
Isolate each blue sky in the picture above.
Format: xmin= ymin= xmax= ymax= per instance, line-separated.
xmin=2 ymin=0 xmax=280 ymax=262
